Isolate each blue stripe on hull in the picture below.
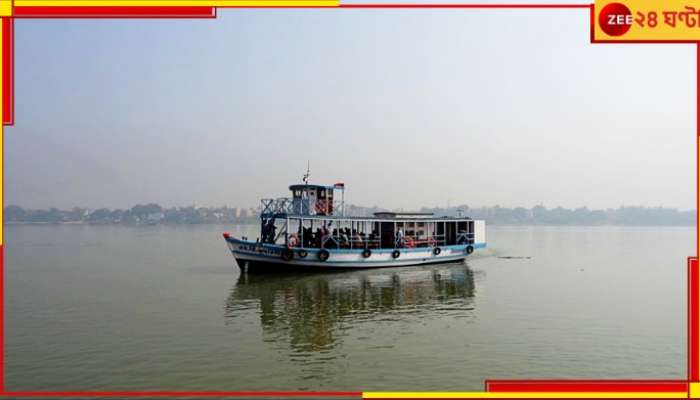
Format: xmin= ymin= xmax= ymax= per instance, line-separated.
xmin=225 ymin=236 xmax=486 ymax=254
xmin=225 ymin=236 xmax=486 ymax=270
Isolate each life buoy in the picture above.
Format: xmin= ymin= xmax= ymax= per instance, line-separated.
xmin=298 ymin=249 xmax=308 ymax=258
xmin=281 ymin=248 xmax=294 ymax=261
xmin=318 ymin=249 xmax=330 ymax=262
xmin=433 ymin=247 xmax=441 ymax=256
xmin=404 ymin=237 xmax=415 ymax=248
xmin=288 ymin=235 xmax=299 ymax=247
xmin=466 ymin=245 xmax=474 ymax=255
xmin=362 ymin=249 xmax=372 ymax=258
xmin=392 ymin=250 xmax=400 ymax=259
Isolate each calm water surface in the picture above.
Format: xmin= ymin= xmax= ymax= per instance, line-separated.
xmin=5 ymin=224 xmax=692 ymax=391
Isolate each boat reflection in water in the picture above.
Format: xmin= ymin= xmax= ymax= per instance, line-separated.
xmin=224 ymin=263 xmax=477 ymax=353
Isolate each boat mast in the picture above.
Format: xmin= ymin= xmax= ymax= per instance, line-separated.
xmin=303 ymin=161 xmax=310 ymax=185
xmin=302 ymin=161 xmax=310 ymax=215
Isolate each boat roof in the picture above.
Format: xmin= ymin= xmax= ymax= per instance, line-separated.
xmin=289 ymin=184 xmax=339 ymax=191
xmin=373 ymin=212 xmax=434 ymax=219
xmin=274 ymin=213 xmax=474 ymax=223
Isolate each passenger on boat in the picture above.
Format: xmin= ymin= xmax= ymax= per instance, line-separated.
xmin=315 ymin=228 xmax=323 ymax=247
xmin=369 ymin=231 xmax=378 ymax=248
xmin=396 ymin=228 xmax=404 ymax=248
xmin=267 ymin=223 xmax=277 ymax=244
xmin=322 ymin=227 xmax=334 ymax=248
xmin=261 ymin=219 xmax=274 ymax=243
xmin=353 ymin=230 xmax=363 ymax=247
xmin=303 ymin=227 xmax=314 ymax=247
xmin=261 ymin=219 xmax=269 ymax=242
xmin=339 ymin=229 xmax=349 ymax=247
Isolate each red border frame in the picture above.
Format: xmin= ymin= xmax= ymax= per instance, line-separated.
xmin=485 ymin=379 xmax=691 ymax=392
xmin=13 ymin=6 xmax=217 ymax=18
xmin=1 ymin=3 xmax=697 ymax=398
xmin=2 ymin=17 xmax=11 ymax=126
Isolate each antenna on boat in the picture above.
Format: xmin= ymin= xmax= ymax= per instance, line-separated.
xmin=303 ymin=161 xmax=310 ymax=185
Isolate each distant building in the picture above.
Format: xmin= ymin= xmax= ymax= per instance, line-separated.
xmin=145 ymin=212 xmax=165 ymax=222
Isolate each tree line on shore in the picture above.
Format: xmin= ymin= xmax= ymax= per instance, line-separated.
xmin=3 ymin=203 xmax=695 ymax=226
xmin=417 ymin=205 xmax=695 ymax=226
xmin=4 ymin=204 xmax=258 ymax=225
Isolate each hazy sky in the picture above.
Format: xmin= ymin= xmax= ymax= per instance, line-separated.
xmin=7 ymin=7 xmax=696 ymax=210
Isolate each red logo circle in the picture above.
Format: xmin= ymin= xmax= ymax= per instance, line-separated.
xmin=599 ymin=2 xmax=633 ymax=36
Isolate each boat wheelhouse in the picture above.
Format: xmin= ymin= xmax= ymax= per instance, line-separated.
xmin=223 ymin=182 xmax=486 ymax=271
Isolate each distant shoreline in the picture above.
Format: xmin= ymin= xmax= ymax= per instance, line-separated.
xmin=4 ymin=204 xmax=695 ymax=227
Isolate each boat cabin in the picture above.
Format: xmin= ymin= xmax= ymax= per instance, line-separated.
xmin=258 ymin=186 xmax=482 ymax=251
xmin=261 ymin=183 xmax=346 ymax=218
xmin=289 ymin=183 xmax=343 ymax=216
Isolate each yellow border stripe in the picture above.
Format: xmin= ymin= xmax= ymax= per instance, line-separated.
xmin=362 ymin=392 xmax=689 ymax=399
xmin=691 ymin=382 xmax=700 ymax=399
xmin=0 ymin=1 xmax=11 ymax=16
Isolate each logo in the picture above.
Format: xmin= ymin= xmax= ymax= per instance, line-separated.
xmin=599 ymin=2 xmax=633 ymax=36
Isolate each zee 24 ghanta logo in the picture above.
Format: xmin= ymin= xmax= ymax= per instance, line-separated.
xmin=599 ymin=2 xmax=700 ymax=37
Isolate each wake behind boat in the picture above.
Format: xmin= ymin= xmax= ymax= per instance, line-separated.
xmin=223 ymin=181 xmax=486 ymax=271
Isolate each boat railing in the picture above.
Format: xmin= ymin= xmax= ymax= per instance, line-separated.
xmin=395 ymin=232 xmax=473 ymax=248
xmin=284 ymin=230 xmax=475 ymax=250
xmin=260 ymin=198 xmax=294 ymax=216
xmin=456 ymin=231 xmax=475 ymax=245
xmin=396 ymin=233 xmax=445 ymax=248
xmin=291 ymin=233 xmax=453 ymax=250
xmin=319 ymin=236 xmax=382 ymax=249
xmin=262 ymin=197 xmax=339 ymax=217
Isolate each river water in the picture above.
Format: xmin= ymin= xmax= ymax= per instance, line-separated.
xmin=5 ymin=224 xmax=693 ymax=391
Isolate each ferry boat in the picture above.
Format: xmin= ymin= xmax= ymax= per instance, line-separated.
xmin=223 ymin=181 xmax=486 ymax=271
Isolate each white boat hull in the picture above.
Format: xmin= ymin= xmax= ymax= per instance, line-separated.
xmin=224 ymin=236 xmax=486 ymax=270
